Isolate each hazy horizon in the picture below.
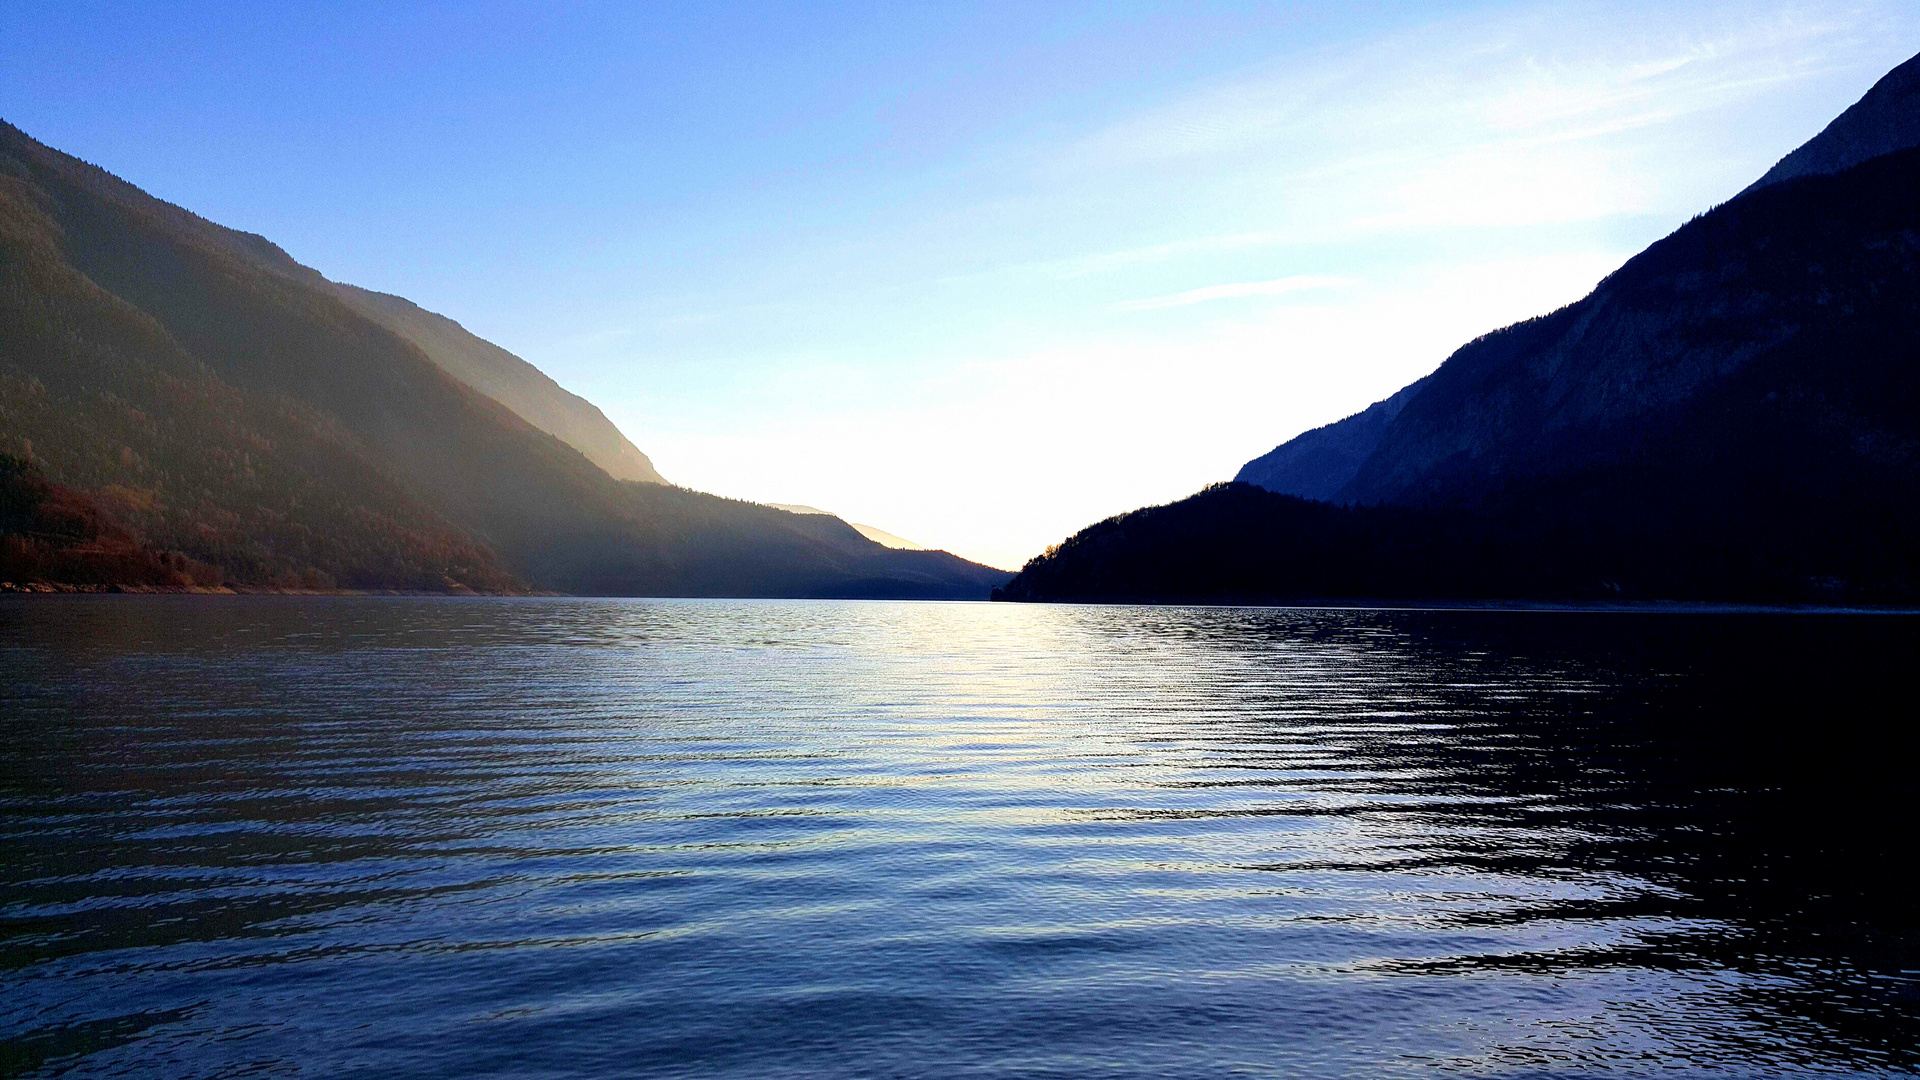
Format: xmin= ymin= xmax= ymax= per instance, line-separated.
xmin=6 ymin=0 xmax=1918 ymax=569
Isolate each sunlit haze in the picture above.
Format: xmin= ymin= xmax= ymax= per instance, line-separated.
xmin=6 ymin=0 xmax=1917 ymax=569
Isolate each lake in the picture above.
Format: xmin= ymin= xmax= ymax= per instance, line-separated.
xmin=2 ymin=598 xmax=1916 ymax=1078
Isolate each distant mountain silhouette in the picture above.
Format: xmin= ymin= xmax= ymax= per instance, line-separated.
xmin=847 ymin=523 xmax=927 ymax=551
xmin=1006 ymin=51 xmax=1920 ymax=606
xmin=0 ymin=121 xmax=1007 ymax=596
xmin=767 ymin=504 xmax=930 ymax=551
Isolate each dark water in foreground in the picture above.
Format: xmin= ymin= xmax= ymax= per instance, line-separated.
xmin=1 ymin=599 xmax=1916 ymax=1078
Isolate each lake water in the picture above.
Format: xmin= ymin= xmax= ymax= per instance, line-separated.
xmin=2 ymin=598 xmax=1916 ymax=1078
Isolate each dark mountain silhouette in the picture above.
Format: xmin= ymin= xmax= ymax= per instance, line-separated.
xmin=1005 ymin=53 xmax=1920 ymax=606
xmin=993 ymin=484 xmax=1503 ymax=604
xmin=767 ymin=504 xmax=930 ymax=550
xmin=1743 ymin=50 xmax=1920 ymax=194
xmin=0 ymin=120 xmax=1007 ymax=596
xmin=1238 ymin=50 xmax=1920 ymax=507
xmin=1233 ymin=377 xmax=1427 ymax=500
xmin=1339 ymin=149 xmax=1920 ymax=515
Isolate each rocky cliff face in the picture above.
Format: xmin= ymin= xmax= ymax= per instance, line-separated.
xmin=1339 ymin=146 xmax=1920 ymax=510
xmin=1743 ymin=51 xmax=1920 ymax=194
xmin=1236 ymin=49 xmax=1920 ymax=510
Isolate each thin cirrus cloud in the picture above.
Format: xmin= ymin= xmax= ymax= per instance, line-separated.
xmin=1061 ymin=6 xmax=1865 ymax=174
xmin=1112 ymin=274 xmax=1352 ymax=311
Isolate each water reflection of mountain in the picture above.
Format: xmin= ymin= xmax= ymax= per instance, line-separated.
xmin=1315 ymin=612 xmax=1920 ymax=1068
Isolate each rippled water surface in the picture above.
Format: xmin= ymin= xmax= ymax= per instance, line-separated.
xmin=2 ymin=598 xmax=1917 ymax=1078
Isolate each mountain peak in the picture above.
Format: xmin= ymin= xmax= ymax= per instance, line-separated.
xmin=1742 ymin=49 xmax=1920 ymax=195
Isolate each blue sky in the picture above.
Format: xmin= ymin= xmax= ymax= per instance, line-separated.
xmin=6 ymin=1 xmax=1918 ymax=568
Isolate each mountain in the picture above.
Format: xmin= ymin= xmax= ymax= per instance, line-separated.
xmin=328 ymin=284 xmax=667 ymax=485
xmin=1336 ymin=146 xmax=1920 ymax=516
xmin=846 ymin=523 xmax=927 ymax=551
xmin=1004 ymin=52 xmax=1920 ymax=606
xmin=1237 ymin=50 xmax=1920 ymax=508
xmin=767 ymin=504 xmax=930 ymax=551
xmin=0 ymin=120 xmax=1008 ymax=597
xmin=996 ymin=483 xmax=1540 ymax=604
xmin=1233 ymin=377 xmax=1427 ymax=500
xmin=1743 ymin=50 xmax=1920 ymax=194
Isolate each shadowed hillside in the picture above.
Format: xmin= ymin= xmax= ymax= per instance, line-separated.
xmin=329 ymin=284 xmax=668 ymax=485
xmin=1238 ymin=50 xmax=1920 ymax=510
xmin=0 ymin=121 xmax=1007 ymax=597
xmin=1339 ymin=150 xmax=1920 ymax=513
xmin=0 ymin=160 xmax=521 ymax=591
xmin=1743 ymin=50 xmax=1920 ymax=194
xmin=1234 ymin=378 xmax=1428 ymax=501
xmin=993 ymin=484 xmax=1500 ymax=603
xmin=1007 ymin=55 xmax=1920 ymax=607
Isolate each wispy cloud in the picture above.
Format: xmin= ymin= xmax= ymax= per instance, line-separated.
xmin=588 ymin=0 xmax=1920 ymax=568
xmin=1061 ymin=5 xmax=1868 ymax=174
xmin=1113 ymin=274 xmax=1351 ymax=312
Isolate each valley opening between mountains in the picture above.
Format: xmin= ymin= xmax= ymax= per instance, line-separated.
xmin=7 ymin=17 xmax=1920 ymax=1080
xmin=6 ymin=50 xmax=1920 ymax=604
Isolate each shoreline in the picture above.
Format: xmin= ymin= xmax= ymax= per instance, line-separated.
xmin=0 ymin=581 xmax=527 ymax=597
xmin=4 ymin=583 xmax=1917 ymax=614
xmin=993 ymin=593 xmax=1920 ymax=615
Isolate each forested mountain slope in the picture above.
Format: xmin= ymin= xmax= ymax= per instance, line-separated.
xmin=1337 ymin=146 xmax=1920 ymax=513
xmin=328 ymin=284 xmax=667 ymax=485
xmin=1236 ymin=49 xmax=1920 ymax=508
xmin=0 ymin=121 xmax=1006 ymax=596
xmin=1007 ymin=54 xmax=1920 ymax=606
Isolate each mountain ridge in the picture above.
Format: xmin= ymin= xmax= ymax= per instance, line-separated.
xmin=0 ymin=119 xmax=668 ymax=488
xmin=1743 ymin=50 xmax=1920 ymax=195
xmin=0 ymin=119 xmax=1008 ymax=597
xmin=327 ymin=284 xmax=668 ymax=485
xmin=1233 ymin=377 xmax=1427 ymax=501
xmin=1005 ymin=51 xmax=1920 ymax=606
xmin=766 ymin=504 xmax=931 ymax=552
xmin=1236 ymin=48 xmax=1920 ymax=507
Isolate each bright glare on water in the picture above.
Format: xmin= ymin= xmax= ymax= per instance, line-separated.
xmin=2 ymin=598 xmax=1916 ymax=1078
